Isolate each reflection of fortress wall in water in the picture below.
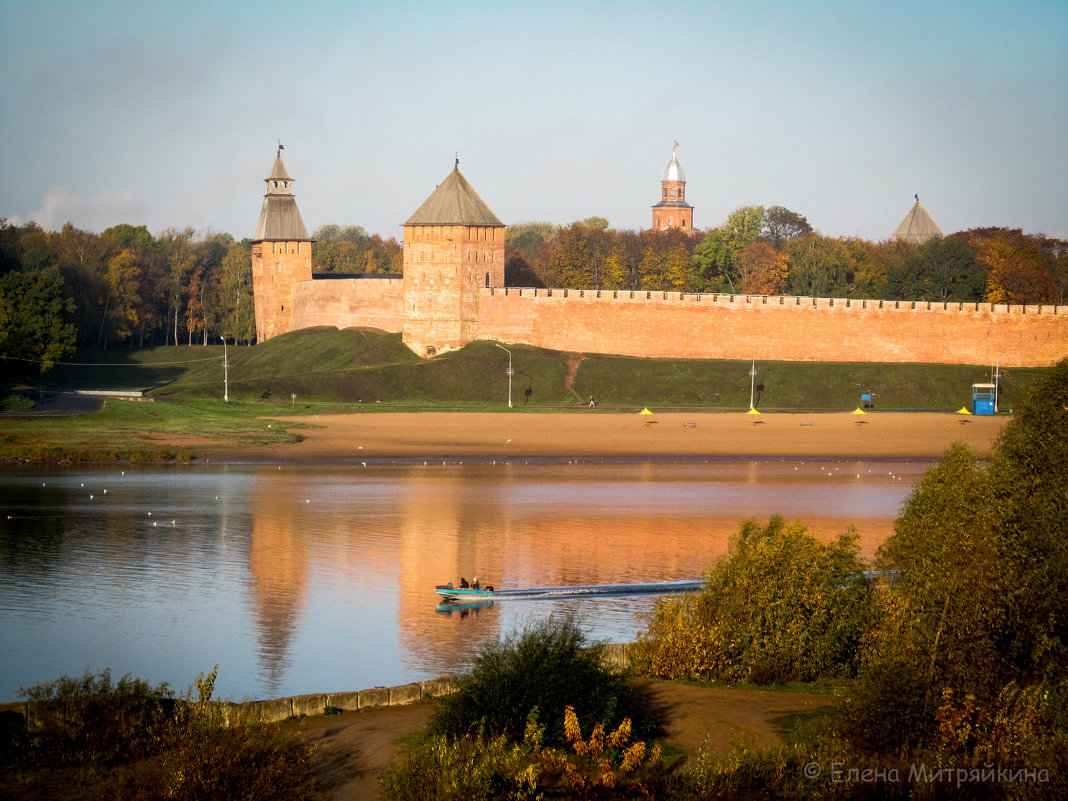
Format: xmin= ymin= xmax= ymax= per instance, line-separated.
xmin=252 ymin=151 xmax=1068 ymax=368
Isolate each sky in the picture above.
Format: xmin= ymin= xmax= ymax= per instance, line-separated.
xmin=1 ymin=0 xmax=1066 ymax=243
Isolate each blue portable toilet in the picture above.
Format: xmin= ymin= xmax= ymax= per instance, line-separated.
xmin=972 ymin=383 xmax=996 ymax=415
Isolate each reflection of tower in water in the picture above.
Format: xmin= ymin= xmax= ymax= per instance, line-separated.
xmin=247 ymin=484 xmax=309 ymax=696
xmin=397 ymin=470 xmax=506 ymax=670
xmin=247 ymin=471 xmax=402 ymax=695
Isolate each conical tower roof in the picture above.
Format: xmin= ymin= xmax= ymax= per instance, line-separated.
xmin=267 ymin=154 xmax=293 ymax=181
xmin=891 ymin=198 xmax=942 ymax=244
xmin=405 ymin=166 xmax=503 ymax=227
xmin=253 ymin=152 xmax=309 ymax=241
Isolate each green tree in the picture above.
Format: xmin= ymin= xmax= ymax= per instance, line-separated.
xmin=693 ymin=205 xmax=765 ymax=292
xmin=220 ymin=242 xmax=255 ymax=345
xmin=0 ymin=268 xmax=77 ymax=375
xmin=762 ymin=205 xmax=811 ymax=248
xmin=784 ymin=233 xmax=853 ymax=297
xmin=887 ymin=235 xmax=982 ymax=302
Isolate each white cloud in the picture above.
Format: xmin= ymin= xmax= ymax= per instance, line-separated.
xmin=9 ymin=185 xmax=144 ymax=233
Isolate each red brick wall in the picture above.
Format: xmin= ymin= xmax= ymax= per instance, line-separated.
xmin=477 ymin=288 xmax=1068 ymax=367
xmin=290 ymin=277 xmax=405 ymax=333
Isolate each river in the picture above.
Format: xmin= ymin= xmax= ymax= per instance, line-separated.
xmin=0 ymin=459 xmax=922 ymax=702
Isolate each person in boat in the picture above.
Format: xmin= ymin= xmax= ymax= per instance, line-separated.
xmin=472 ymin=577 xmax=480 ymax=589
xmin=459 ymin=577 xmax=469 ymax=589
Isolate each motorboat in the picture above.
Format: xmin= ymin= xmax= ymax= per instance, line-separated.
xmin=436 ymin=581 xmax=494 ymax=601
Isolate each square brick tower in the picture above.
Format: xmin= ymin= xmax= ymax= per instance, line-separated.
xmin=251 ymin=150 xmax=312 ymax=342
xmin=402 ymin=163 xmax=505 ymax=357
xmin=652 ymin=142 xmax=695 ymax=232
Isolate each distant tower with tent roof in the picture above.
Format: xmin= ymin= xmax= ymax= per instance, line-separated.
xmin=251 ymin=147 xmax=312 ymax=341
xmin=652 ymin=141 xmax=695 ymax=232
xmin=401 ymin=160 xmax=505 ymax=357
xmin=890 ymin=195 xmax=942 ymax=244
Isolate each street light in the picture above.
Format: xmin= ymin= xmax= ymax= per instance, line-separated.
xmin=749 ymin=355 xmax=757 ymax=410
xmin=494 ymin=343 xmax=513 ymax=408
xmin=220 ymin=336 xmax=229 ymax=403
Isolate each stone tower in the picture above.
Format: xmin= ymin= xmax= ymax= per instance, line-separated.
xmin=402 ymin=163 xmax=505 ymax=357
xmin=651 ymin=142 xmax=694 ymax=232
xmin=251 ymin=150 xmax=312 ymax=342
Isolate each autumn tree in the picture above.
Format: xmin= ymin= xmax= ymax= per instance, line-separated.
xmin=97 ymin=249 xmax=141 ymax=348
xmin=736 ymin=241 xmax=789 ymax=295
xmin=968 ymin=228 xmax=1056 ymax=304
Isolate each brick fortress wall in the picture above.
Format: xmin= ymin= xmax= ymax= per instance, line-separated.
xmin=290 ymin=276 xmax=404 ymax=333
xmin=476 ymin=288 xmax=1068 ymax=367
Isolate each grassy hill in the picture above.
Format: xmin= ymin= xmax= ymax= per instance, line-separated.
xmin=25 ymin=327 xmax=1047 ymax=412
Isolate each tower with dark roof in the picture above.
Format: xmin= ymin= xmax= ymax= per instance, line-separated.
xmin=401 ymin=163 xmax=505 ymax=357
xmin=652 ymin=142 xmax=694 ymax=232
xmin=251 ymin=151 xmax=313 ymax=341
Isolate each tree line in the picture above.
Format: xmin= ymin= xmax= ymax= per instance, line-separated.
xmin=506 ymin=207 xmax=1066 ymax=304
xmin=1 ymin=208 xmax=1064 ymax=376
xmin=0 ymin=220 xmax=402 ymax=376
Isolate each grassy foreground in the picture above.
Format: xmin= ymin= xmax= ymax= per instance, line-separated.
xmin=20 ymin=327 xmax=1046 ymax=410
xmin=2 ymin=327 xmax=1049 ymax=463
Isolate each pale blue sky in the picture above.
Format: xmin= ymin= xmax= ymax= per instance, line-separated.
xmin=2 ymin=0 xmax=1065 ymax=242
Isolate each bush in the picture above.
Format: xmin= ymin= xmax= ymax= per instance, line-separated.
xmin=635 ymin=516 xmax=872 ymax=684
xmin=10 ymin=668 xmax=174 ymax=771
xmin=383 ymin=706 xmax=670 ymax=801
xmin=428 ymin=615 xmax=660 ymax=747
xmin=0 ymin=667 xmax=318 ymax=801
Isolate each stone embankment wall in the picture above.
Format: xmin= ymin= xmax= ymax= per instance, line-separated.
xmin=478 ymin=288 xmax=1068 ymax=367
xmin=0 ymin=644 xmax=635 ymax=727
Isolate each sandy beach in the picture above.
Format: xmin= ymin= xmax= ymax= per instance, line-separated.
xmin=199 ymin=410 xmax=1008 ymax=463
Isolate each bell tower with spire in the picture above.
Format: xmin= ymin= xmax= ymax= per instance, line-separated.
xmin=652 ymin=141 xmax=695 ymax=232
xmin=251 ymin=146 xmax=312 ymax=342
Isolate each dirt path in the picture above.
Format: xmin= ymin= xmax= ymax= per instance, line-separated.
xmin=281 ymin=682 xmax=837 ymax=800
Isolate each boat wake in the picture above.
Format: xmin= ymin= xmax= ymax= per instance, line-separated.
xmin=490 ymin=580 xmax=701 ymax=601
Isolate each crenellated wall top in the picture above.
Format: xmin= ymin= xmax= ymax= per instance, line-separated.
xmin=484 ymin=286 xmax=1066 ymax=316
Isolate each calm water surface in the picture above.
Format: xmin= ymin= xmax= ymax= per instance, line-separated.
xmin=0 ymin=460 xmax=922 ymax=701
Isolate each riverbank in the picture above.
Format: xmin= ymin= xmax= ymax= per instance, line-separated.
xmin=281 ymin=681 xmax=838 ymax=801
xmin=200 ymin=410 xmax=1008 ymax=463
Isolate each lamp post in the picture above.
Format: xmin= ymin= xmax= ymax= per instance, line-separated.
xmin=220 ymin=336 xmax=229 ymax=403
xmin=749 ymin=355 xmax=757 ymax=410
xmin=494 ymin=343 xmax=513 ymax=408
